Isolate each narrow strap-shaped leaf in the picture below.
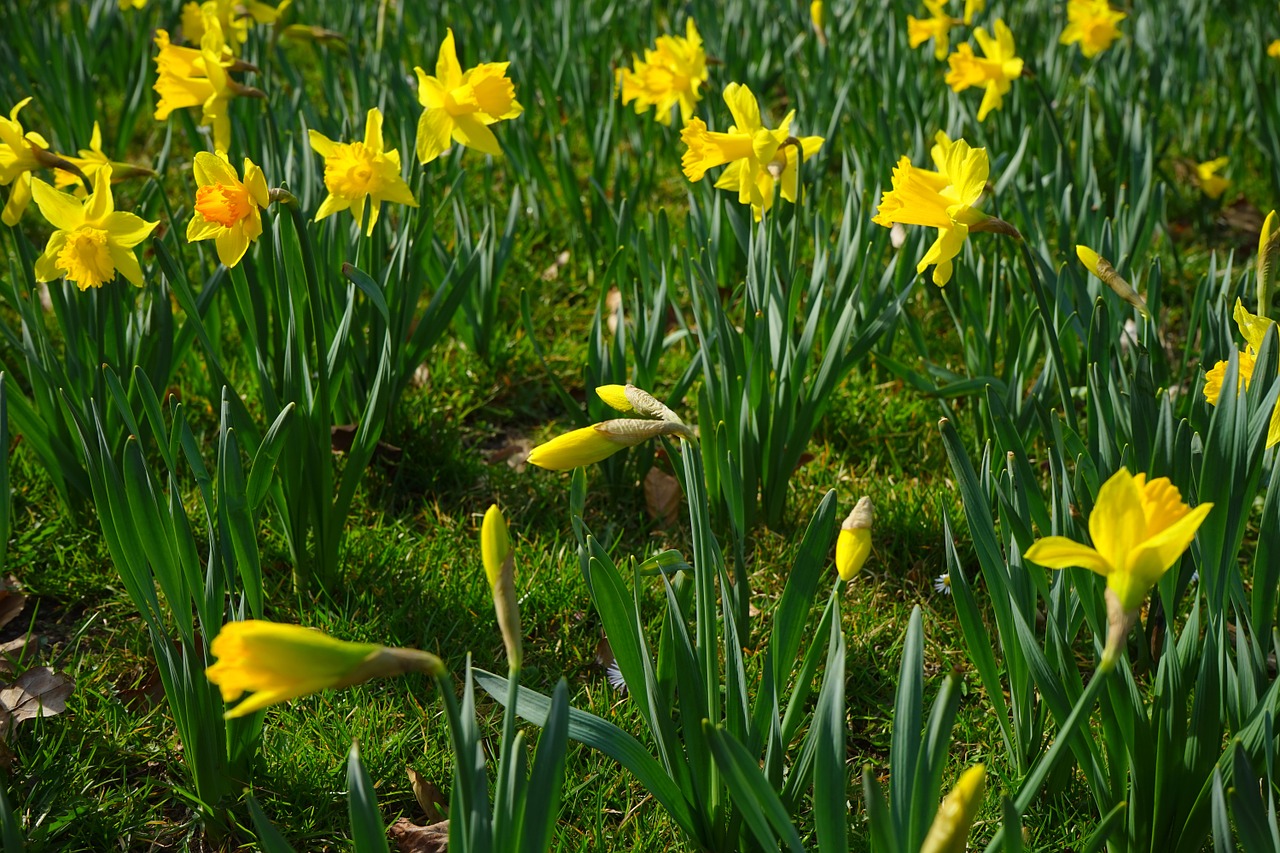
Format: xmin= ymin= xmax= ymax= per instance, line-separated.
xmin=703 ymin=721 xmax=804 ymax=853
xmin=247 ymin=797 xmax=298 ymax=853
xmin=519 ymin=678 xmax=571 ymax=853
xmin=347 ymin=742 xmax=389 ymax=853
xmin=813 ymin=599 xmax=848 ymax=853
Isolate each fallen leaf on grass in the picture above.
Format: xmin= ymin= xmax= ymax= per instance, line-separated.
xmin=0 ymin=638 xmax=34 ymax=676
xmin=0 ymin=666 xmax=73 ymax=738
xmin=407 ymin=767 xmax=447 ymax=823
xmin=389 ymin=817 xmax=449 ymax=852
xmin=484 ymin=436 xmax=532 ymax=472
xmin=643 ymin=467 xmax=681 ymax=527
xmin=0 ymin=577 xmax=26 ymax=632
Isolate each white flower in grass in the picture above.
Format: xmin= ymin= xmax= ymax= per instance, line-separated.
xmin=934 ymin=573 xmax=952 ymax=595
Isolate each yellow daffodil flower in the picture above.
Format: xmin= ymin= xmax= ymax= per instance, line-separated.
xmin=1269 ymin=40 xmax=1280 ymax=59
xmin=680 ymin=83 xmax=824 ymax=221
xmin=1024 ymin=468 xmax=1211 ymax=668
xmin=616 ymin=19 xmax=709 ymax=126
xmin=836 ymin=496 xmax=873 ymax=581
xmin=309 ymin=107 xmax=418 ymax=236
xmin=873 ymin=131 xmax=999 ymax=286
xmin=1195 ymin=157 xmax=1230 ymax=200
xmin=153 ymin=20 xmax=260 ymax=154
xmin=30 ymin=167 xmax=158 ymax=290
xmin=920 ymin=765 xmax=986 ymax=853
xmin=482 ymin=505 xmax=522 ymax=670
xmin=963 ymin=0 xmax=984 ymax=25
xmin=1060 ymin=0 xmax=1126 ymax=58
xmin=0 ymin=98 xmax=54 ymax=226
xmin=54 ymin=122 xmax=156 ymax=195
xmin=185 ymin=151 xmax=269 ymax=268
xmin=119 ymin=0 xmax=147 ymax=9
xmin=908 ymin=0 xmax=955 ymax=61
xmin=205 ymin=619 xmax=444 ymax=719
xmin=182 ymin=0 xmax=249 ymax=48
xmin=413 ymin=29 xmax=523 ymax=165
xmin=1203 ymin=298 xmax=1280 ymax=447
xmin=946 ymin=19 xmax=1024 ymax=121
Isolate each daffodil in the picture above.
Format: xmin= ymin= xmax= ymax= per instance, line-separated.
xmin=30 ymin=167 xmax=158 ymax=290
xmin=810 ymin=1 xmax=827 ymax=46
xmin=119 ymin=0 xmax=147 ymax=9
xmin=963 ymin=0 xmax=984 ymax=25
xmin=616 ymin=19 xmax=708 ymax=126
xmin=0 ymin=97 xmax=60 ymax=226
xmin=908 ymin=0 xmax=955 ymax=61
xmin=920 ymin=765 xmax=986 ymax=853
xmin=1203 ymin=298 xmax=1280 ymax=447
xmin=54 ymin=122 xmax=156 ymax=195
xmin=836 ymin=496 xmax=873 ymax=581
xmin=1195 ymin=157 xmax=1230 ymax=200
xmin=181 ymin=0 xmax=249 ymax=48
xmin=153 ymin=20 xmax=261 ymax=154
xmin=1269 ymin=40 xmax=1280 ymax=59
xmin=873 ymin=131 xmax=1005 ymax=286
xmin=413 ymin=29 xmax=523 ymax=165
xmin=205 ymin=619 xmax=444 ymax=718
xmin=1076 ymin=244 xmax=1148 ymax=316
xmin=185 ymin=151 xmax=269 ymax=268
xmin=946 ymin=19 xmax=1023 ymax=121
xmin=482 ymin=505 xmax=522 ymax=670
xmin=680 ymin=83 xmax=824 ymax=221
xmin=1060 ymin=0 xmax=1126 ymax=58
xmin=528 ymin=384 xmax=694 ymax=470
xmin=1024 ymin=468 xmax=1211 ymax=668
xmin=309 ymin=107 xmax=418 ymax=236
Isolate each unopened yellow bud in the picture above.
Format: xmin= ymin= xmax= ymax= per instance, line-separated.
xmin=836 ymin=496 xmax=873 ymax=581
xmin=1257 ymin=210 xmax=1278 ymax=318
xmin=481 ymin=505 xmax=522 ymax=670
xmin=919 ymin=764 xmax=987 ymax=853
xmin=205 ymin=620 xmax=444 ymax=718
xmin=595 ymin=385 xmax=634 ymax=413
xmin=810 ymin=1 xmax=827 ymax=45
xmin=527 ymin=419 xmax=692 ymax=470
xmin=1075 ymin=244 xmax=1148 ymax=317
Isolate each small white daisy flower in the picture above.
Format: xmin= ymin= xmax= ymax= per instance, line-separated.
xmin=934 ymin=573 xmax=952 ymax=595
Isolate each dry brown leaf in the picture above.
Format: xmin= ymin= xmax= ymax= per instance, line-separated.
xmin=0 ymin=577 xmax=26 ymax=632
xmin=0 ymin=637 xmax=34 ymax=676
xmin=407 ymin=767 xmax=447 ymax=823
xmin=643 ymin=467 xmax=682 ymax=527
xmin=0 ymin=666 xmax=73 ymax=739
xmin=389 ymin=817 xmax=450 ymax=852
xmin=485 ymin=437 xmax=532 ymax=472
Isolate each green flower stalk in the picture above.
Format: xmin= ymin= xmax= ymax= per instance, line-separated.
xmin=482 ymin=504 xmax=522 ymax=671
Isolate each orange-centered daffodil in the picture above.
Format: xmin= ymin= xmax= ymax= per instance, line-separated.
xmin=413 ymin=29 xmax=523 ymax=165
xmin=31 ymin=167 xmax=158 ymax=290
xmin=680 ymin=83 xmax=824 ymax=221
xmin=1203 ymin=298 xmax=1280 ymax=447
xmin=309 ymin=107 xmax=418 ymax=236
xmin=186 ymin=151 xmax=269 ymax=268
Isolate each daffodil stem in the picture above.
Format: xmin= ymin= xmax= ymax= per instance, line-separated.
xmin=1018 ymin=239 xmax=1078 ymax=434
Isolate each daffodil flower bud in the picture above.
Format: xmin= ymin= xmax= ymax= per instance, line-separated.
xmin=596 ymin=384 xmax=684 ymax=424
xmin=1076 ymin=244 xmax=1148 ymax=317
xmin=527 ymin=419 xmax=693 ymax=470
xmin=919 ymin=764 xmax=987 ymax=853
xmin=1257 ymin=210 xmax=1278 ymax=318
xmin=836 ymin=496 xmax=873 ymax=581
xmin=482 ymin=505 xmax=522 ymax=671
xmin=205 ymin=620 xmax=444 ymax=718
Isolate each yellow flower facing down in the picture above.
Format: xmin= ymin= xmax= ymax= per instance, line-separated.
xmin=55 ymin=122 xmax=156 ymax=195
xmin=153 ymin=23 xmax=260 ymax=154
xmin=205 ymin=619 xmax=444 ymax=718
xmin=920 ymin=765 xmax=986 ymax=853
xmin=946 ymin=19 xmax=1024 ymax=121
xmin=414 ymin=29 xmax=523 ymax=165
xmin=873 ymin=131 xmax=1003 ymax=286
xmin=836 ymin=496 xmax=873 ymax=581
xmin=616 ymin=19 xmax=709 ymax=126
xmin=0 ymin=97 xmax=56 ymax=226
xmin=1060 ymin=0 xmax=1126 ymax=58
xmin=31 ymin=167 xmax=158 ymax=290
xmin=680 ymin=83 xmax=824 ymax=221
xmin=1195 ymin=157 xmax=1230 ymax=200
xmin=482 ymin=505 xmax=522 ymax=670
xmin=186 ymin=151 xmax=269 ymax=268
xmin=908 ymin=0 xmax=955 ymax=61
xmin=1024 ymin=468 xmax=1211 ymax=666
xmin=309 ymin=107 xmax=419 ymax=236
xmin=1202 ymin=298 xmax=1280 ymax=447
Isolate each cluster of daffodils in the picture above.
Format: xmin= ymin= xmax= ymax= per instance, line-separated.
xmin=615 ymin=20 xmax=825 ymax=221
